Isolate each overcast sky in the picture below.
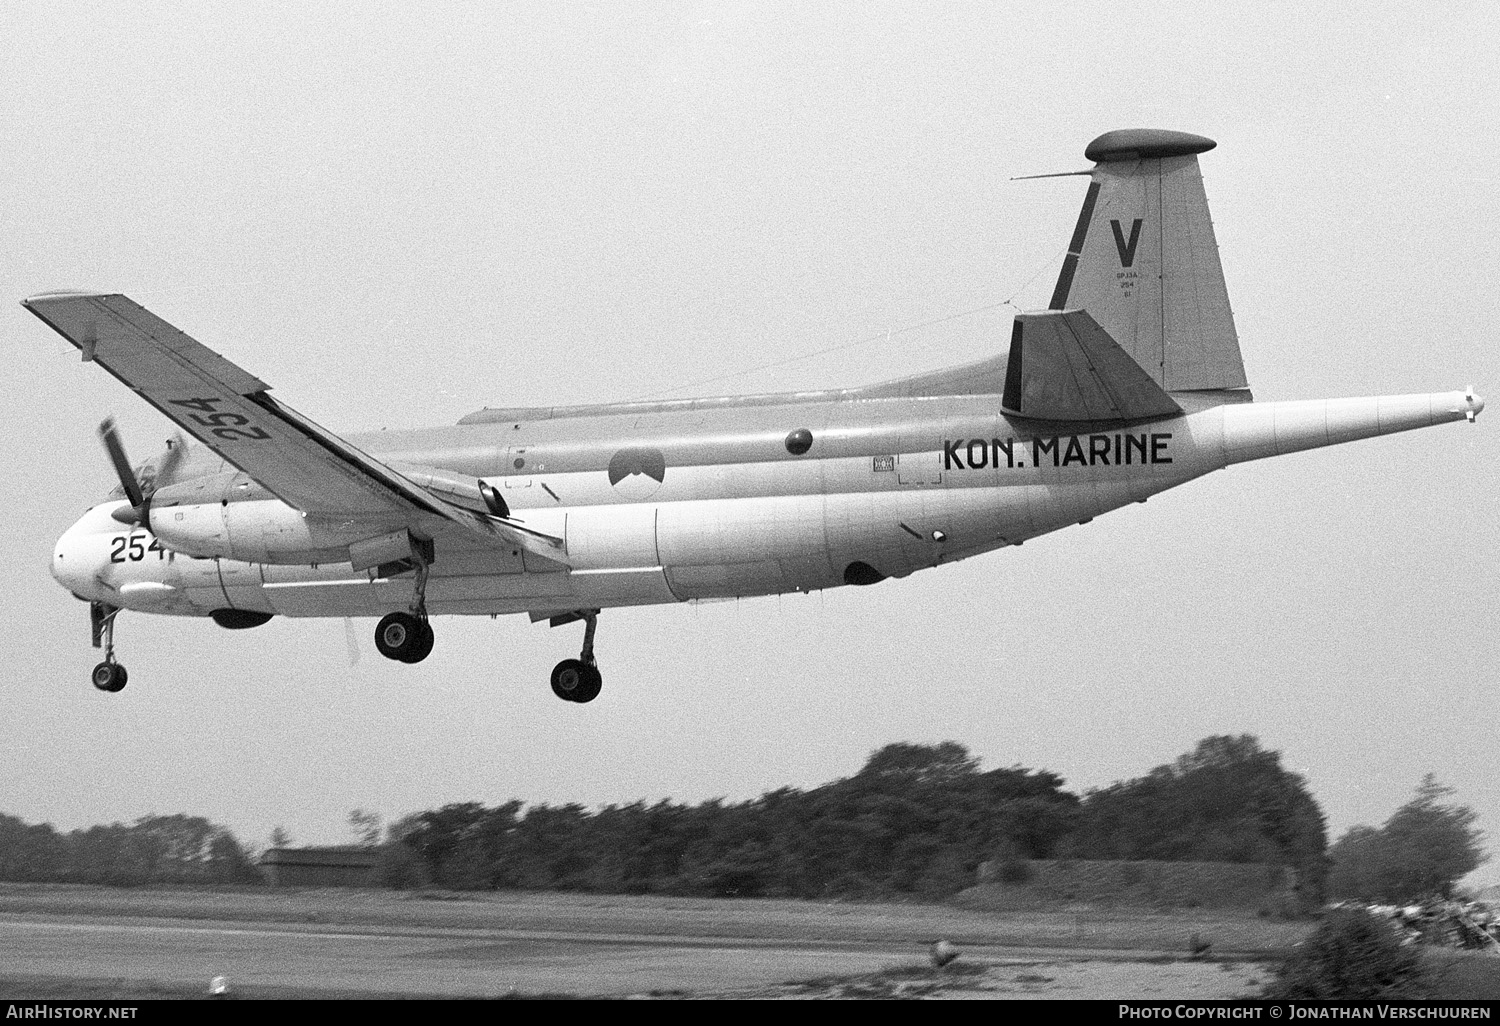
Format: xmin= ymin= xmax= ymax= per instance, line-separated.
xmin=3 ymin=2 xmax=1496 ymax=882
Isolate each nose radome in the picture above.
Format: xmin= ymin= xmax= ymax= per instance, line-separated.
xmin=52 ymin=539 xmax=85 ymax=593
xmin=51 ymin=515 xmax=101 ymax=596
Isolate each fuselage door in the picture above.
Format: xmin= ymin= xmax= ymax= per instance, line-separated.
xmin=896 ymin=403 xmax=944 ymax=486
xmin=896 ymin=440 xmax=943 ymax=486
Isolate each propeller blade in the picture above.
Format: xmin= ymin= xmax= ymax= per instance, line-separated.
xmin=98 ymin=417 xmax=144 ymax=509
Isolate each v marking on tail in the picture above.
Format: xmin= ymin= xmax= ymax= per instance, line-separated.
xmin=1110 ymin=218 xmax=1143 ymax=267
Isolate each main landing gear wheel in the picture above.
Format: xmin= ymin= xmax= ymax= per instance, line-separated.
xmin=548 ymin=609 xmax=603 ymax=703
xmin=375 ymin=612 xmax=434 ymax=664
xmin=550 ymin=658 xmax=602 ymax=703
xmin=91 ymin=661 xmax=127 ymax=693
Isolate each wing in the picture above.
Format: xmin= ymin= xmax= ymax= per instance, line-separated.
xmin=1001 ymin=309 xmax=1183 ymax=422
xmin=24 ymin=291 xmax=568 ymax=568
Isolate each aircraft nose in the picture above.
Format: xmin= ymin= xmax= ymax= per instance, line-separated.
xmin=51 ymin=514 xmax=100 ymax=597
xmin=52 ymin=535 xmax=85 ymax=592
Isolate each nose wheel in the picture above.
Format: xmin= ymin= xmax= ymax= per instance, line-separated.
xmin=92 ymin=660 xmax=128 ymax=693
xmin=89 ymin=601 xmax=127 ymax=692
xmin=550 ymin=610 xmax=602 ymax=703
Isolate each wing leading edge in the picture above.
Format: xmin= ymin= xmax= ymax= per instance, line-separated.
xmin=23 ymin=292 xmax=567 ymax=568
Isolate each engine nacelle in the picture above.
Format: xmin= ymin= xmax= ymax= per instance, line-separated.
xmin=149 ymin=498 xmax=400 ymax=565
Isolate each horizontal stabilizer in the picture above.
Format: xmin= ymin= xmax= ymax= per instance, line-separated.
xmin=1002 ymin=309 xmax=1182 ymax=422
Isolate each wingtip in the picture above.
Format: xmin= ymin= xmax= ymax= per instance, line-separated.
xmin=22 ymin=289 xmax=114 ymax=308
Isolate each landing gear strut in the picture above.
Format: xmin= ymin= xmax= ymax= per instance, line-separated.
xmin=374 ymin=543 xmax=435 ymax=664
xmin=550 ymin=609 xmax=602 ymax=703
xmin=90 ymin=601 xmax=127 ymax=693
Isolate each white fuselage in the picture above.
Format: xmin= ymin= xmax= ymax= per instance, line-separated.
xmin=50 ymin=390 xmax=1478 ymax=622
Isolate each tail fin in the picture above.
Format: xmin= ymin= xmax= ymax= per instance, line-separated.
xmin=1048 ymin=129 xmax=1248 ymax=392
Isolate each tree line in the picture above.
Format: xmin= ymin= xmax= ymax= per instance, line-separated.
xmin=1 ymin=736 xmax=1484 ymax=905
xmin=0 ymin=812 xmax=261 ymax=886
xmin=382 ymin=735 xmax=1331 ymax=901
xmin=385 ymin=741 xmax=1076 ymax=898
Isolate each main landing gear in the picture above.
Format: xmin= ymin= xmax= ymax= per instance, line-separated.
xmin=90 ymin=601 xmax=127 ymax=693
xmin=374 ymin=547 xmax=435 ymax=664
xmin=550 ymin=609 xmax=602 ymax=704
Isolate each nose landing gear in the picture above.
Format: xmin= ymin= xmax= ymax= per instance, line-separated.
xmin=549 ymin=609 xmax=602 ymax=703
xmin=89 ymin=601 xmax=127 ymax=693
